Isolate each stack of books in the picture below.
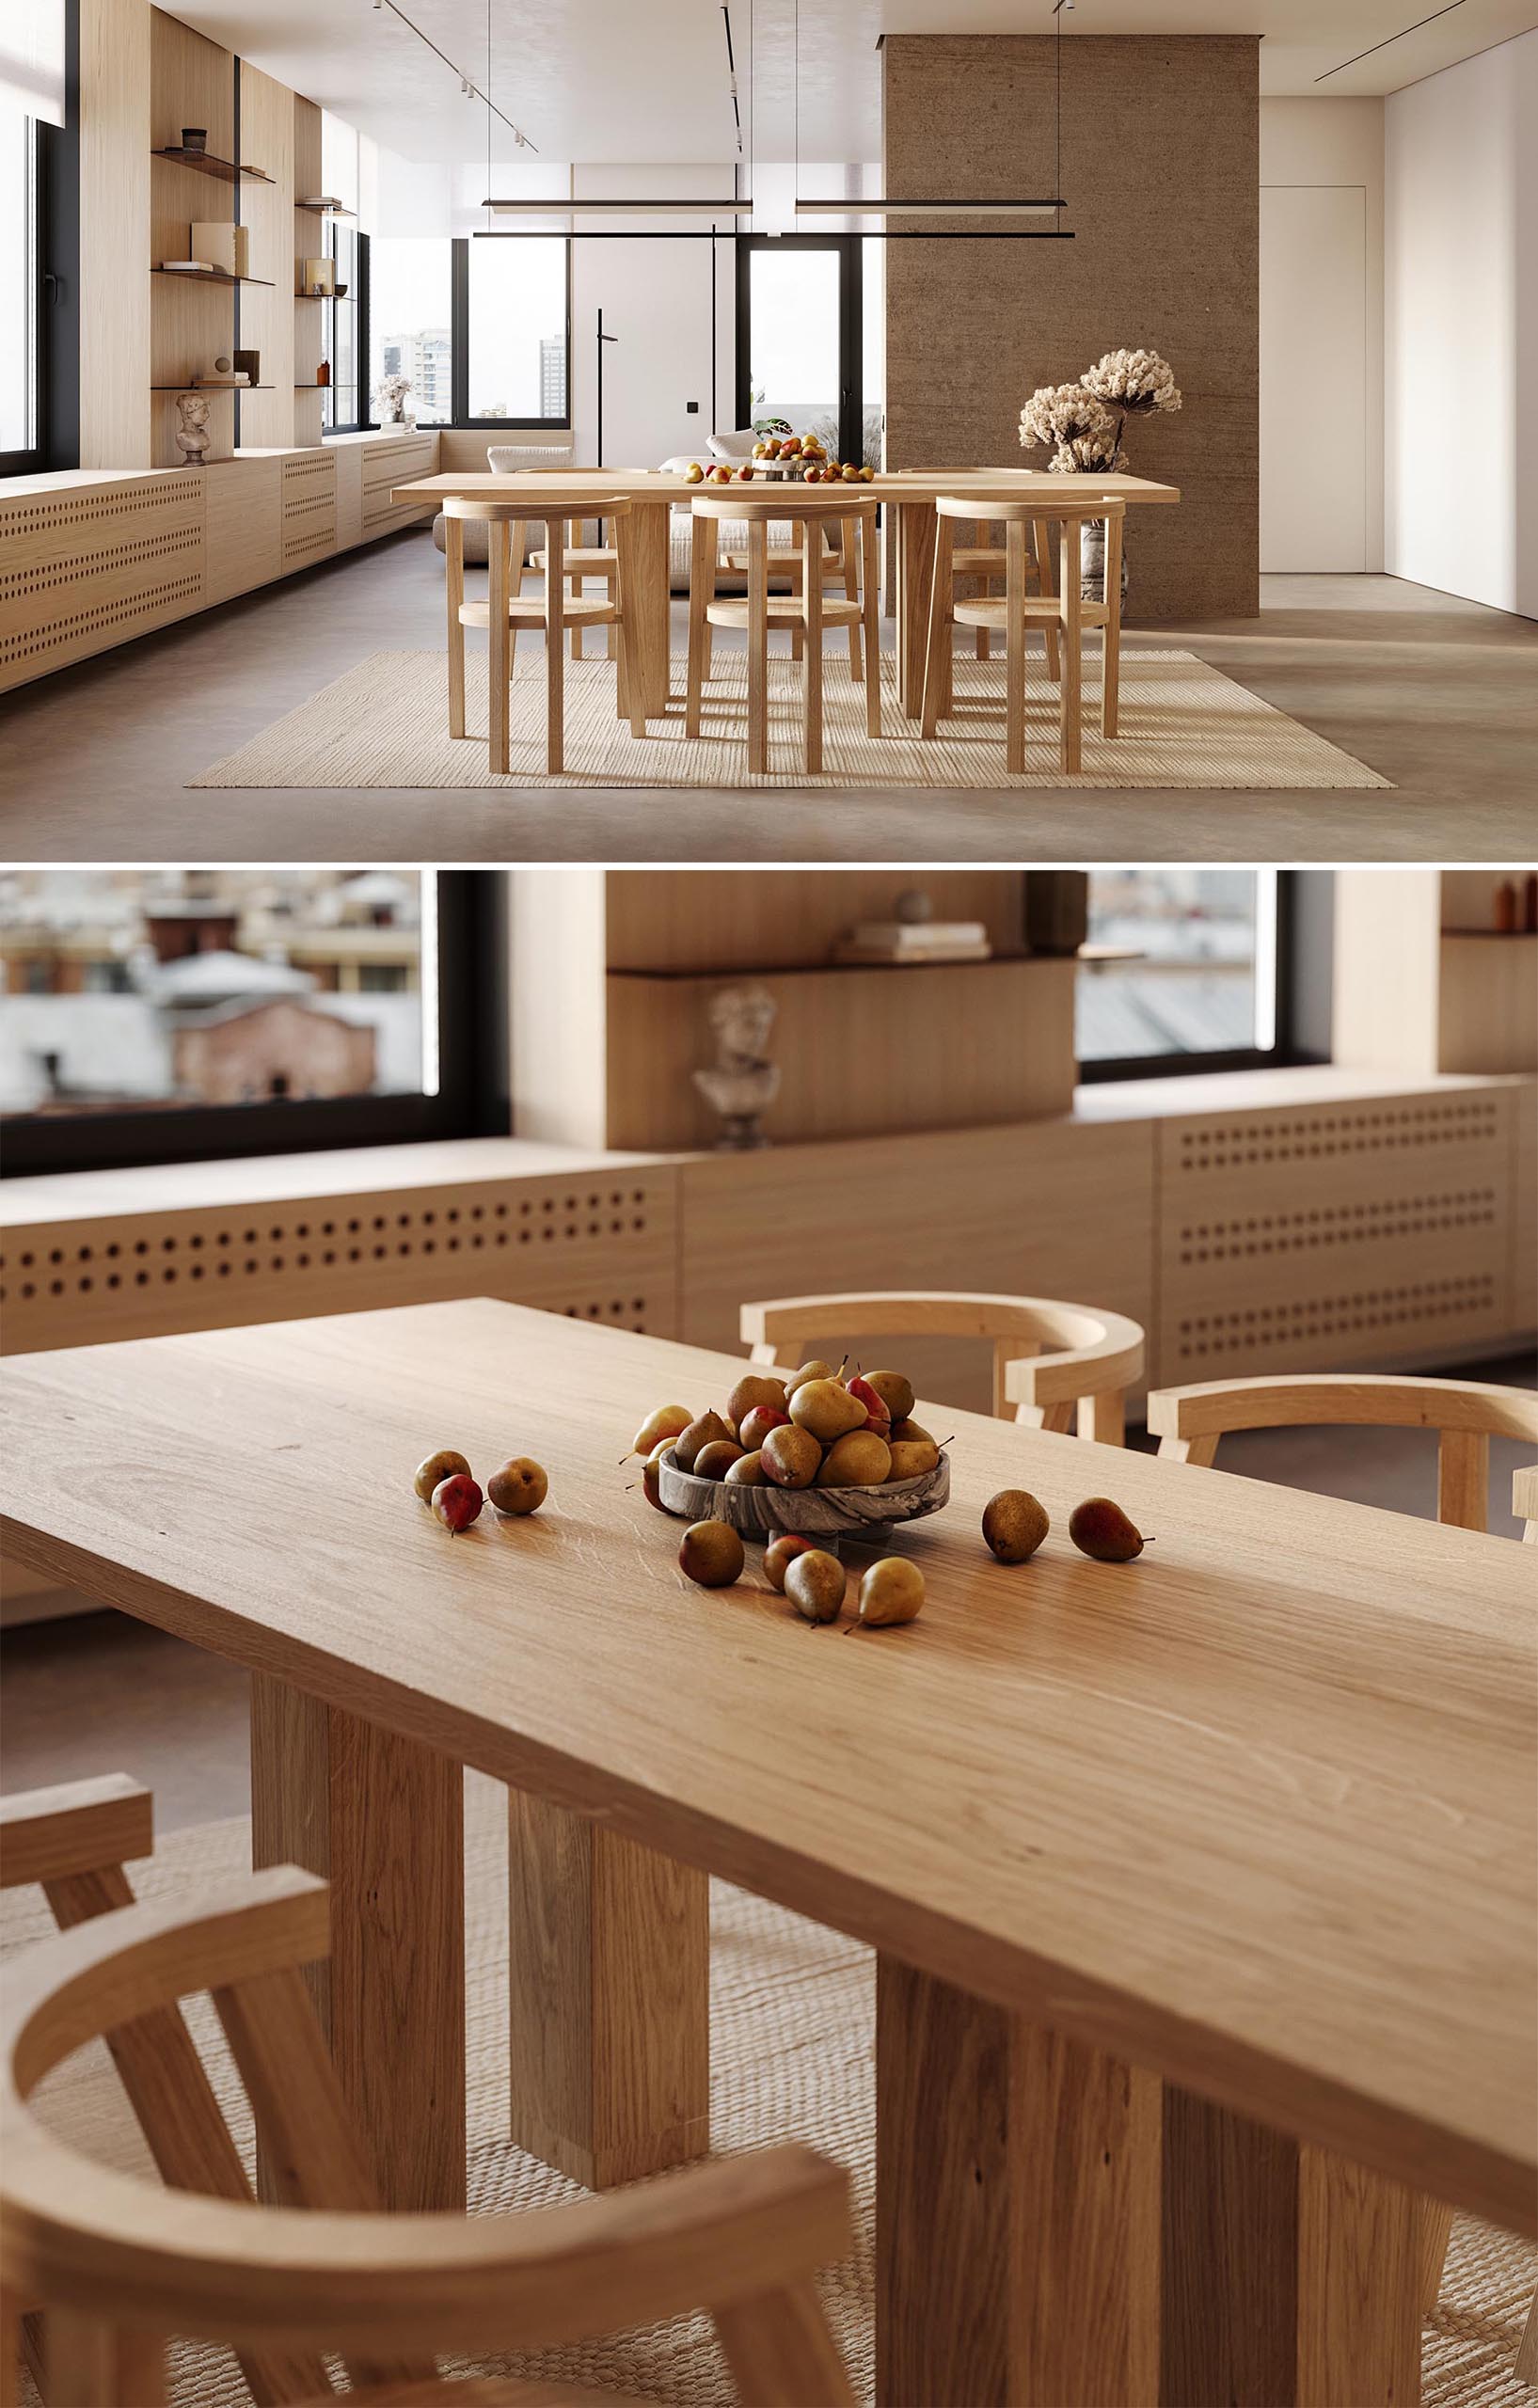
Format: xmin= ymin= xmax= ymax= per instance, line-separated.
xmin=832 ymin=920 xmax=993 ymax=966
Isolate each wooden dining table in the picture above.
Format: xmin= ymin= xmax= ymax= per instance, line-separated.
xmin=392 ymin=467 xmax=1181 ymax=724
xmin=3 ymin=1298 xmax=1531 ymax=2405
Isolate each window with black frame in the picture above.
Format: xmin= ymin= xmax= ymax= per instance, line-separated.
xmin=1075 ymin=869 xmax=1299 ymax=1079
xmin=0 ymin=105 xmax=40 ymax=474
xmin=0 ymin=871 xmax=503 ymax=1177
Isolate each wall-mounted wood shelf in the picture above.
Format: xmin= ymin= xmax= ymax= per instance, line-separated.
xmin=152 ymin=266 xmax=275 ymax=289
xmin=151 ymin=146 xmax=274 ymax=185
xmin=296 ymin=197 xmax=355 ymax=216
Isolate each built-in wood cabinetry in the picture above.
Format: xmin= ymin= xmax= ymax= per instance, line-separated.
xmin=1334 ymin=869 xmax=1538 ymax=1078
xmin=511 ymin=870 xmax=1079 ymax=1152
xmin=0 ymin=435 xmax=437 ymax=694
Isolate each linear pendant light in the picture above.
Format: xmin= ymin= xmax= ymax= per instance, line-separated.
xmin=793 ymin=198 xmax=1063 ymax=217
xmin=482 ymin=196 xmax=753 ymax=214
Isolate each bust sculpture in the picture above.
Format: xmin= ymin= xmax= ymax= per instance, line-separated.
xmin=692 ymin=982 xmax=782 ymax=1150
xmin=173 ymin=391 xmax=212 ymax=467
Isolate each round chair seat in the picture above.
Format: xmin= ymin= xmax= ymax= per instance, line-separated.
xmin=705 ymin=594 xmax=862 ymax=630
xmin=459 ymin=595 xmax=617 ymax=630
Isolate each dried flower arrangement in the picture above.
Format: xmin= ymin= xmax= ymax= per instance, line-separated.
xmin=375 ymin=372 xmax=414 ymax=424
xmin=1019 ymin=350 xmax=1181 ymax=474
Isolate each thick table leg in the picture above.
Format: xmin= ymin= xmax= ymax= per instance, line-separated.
xmin=631 ymin=499 xmax=673 ymax=717
xmin=1161 ymin=2088 xmax=1419 ymax=2407
xmin=249 ymin=1674 xmax=466 ymax=2213
xmin=896 ymin=500 xmax=937 ymax=721
xmin=507 ymin=1787 xmax=709 ymax=2191
xmin=876 ymin=1956 xmax=1161 ymax=2405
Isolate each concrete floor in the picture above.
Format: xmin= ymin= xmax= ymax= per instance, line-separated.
xmin=4 ymin=1357 xmax=1531 ymax=1830
xmin=1 ymin=542 xmax=1533 ymax=862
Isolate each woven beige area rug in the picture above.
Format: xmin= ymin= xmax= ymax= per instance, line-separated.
xmin=7 ymin=1779 xmax=1529 ymax=2407
xmin=186 ymin=647 xmax=1393 ymax=791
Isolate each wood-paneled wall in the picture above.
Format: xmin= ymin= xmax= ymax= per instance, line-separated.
xmin=1334 ymin=869 xmax=1538 ymax=1078
xmin=235 ymin=62 xmax=296 ymax=452
xmin=79 ymin=0 xmax=152 ymax=469
xmin=882 ymin=35 xmax=1261 ymax=622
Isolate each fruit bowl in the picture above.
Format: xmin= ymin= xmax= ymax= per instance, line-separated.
xmin=656 ymin=1446 xmax=950 ymax=1540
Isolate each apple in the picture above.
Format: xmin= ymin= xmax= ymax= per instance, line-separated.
xmin=738 ymin=463 xmax=754 ymax=480
xmin=802 ymin=465 xmax=822 ymax=483
xmin=684 ymin=461 xmax=705 ymax=483
xmin=860 ymin=464 xmax=876 ymax=481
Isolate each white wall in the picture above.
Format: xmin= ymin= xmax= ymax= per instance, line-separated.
xmin=1386 ymin=30 xmax=1537 ymax=616
xmin=569 ymin=167 xmax=737 ymax=469
xmin=1259 ymin=100 xmax=1384 ymax=573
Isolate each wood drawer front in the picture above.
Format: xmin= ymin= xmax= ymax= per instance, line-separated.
xmin=281 ymin=450 xmax=338 ymax=569
xmin=1157 ymin=1088 xmax=1516 ymax=1378
xmin=361 ymin=436 xmax=437 ymax=535
xmin=0 ymin=479 xmax=203 ymax=690
xmin=0 ymin=1167 xmax=681 ymax=1357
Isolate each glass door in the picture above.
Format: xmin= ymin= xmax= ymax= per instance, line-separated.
xmin=736 ymin=234 xmax=864 ymax=466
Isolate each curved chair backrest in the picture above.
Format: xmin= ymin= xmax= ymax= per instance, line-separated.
xmin=1145 ymin=1373 xmax=1538 ymax=1532
xmin=739 ymin=1289 xmax=1145 ymax=1444
xmin=690 ymin=490 xmax=878 ymax=525
xmin=934 ymin=493 xmax=1125 ymax=526
xmin=0 ymin=1867 xmax=852 ymax=2406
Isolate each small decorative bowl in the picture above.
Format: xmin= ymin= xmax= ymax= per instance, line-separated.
xmin=656 ymin=1447 xmax=949 ymax=1542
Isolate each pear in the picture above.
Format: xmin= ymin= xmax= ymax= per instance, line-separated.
xmin=817 ymin=1431 xmax=893 ymax=1489
xmin=678 ymin=1519 xmax=745 ymax=1588
xmin=761 ymin=1423 xmax=823 ymax=1489
xmin=785 ymin=1549 xmax=846 ymax=1624
xmin=414 ymin=1448 xmax=471 ymax=1503
xmin=739 ymin=1403 xmax=791 ymax=1452
xmin=1069 ymin=1497 xmax=1147 ymax=1562
xmin=639 ymin=1439 xmax=674 ymax=1513
xmin=789 ymin=1378 xmax=867 ymax=1444
xmin=629 ymin=1404 xmax=693 ymax=1460
xmin=694 ymin=1438 xmax=744 ymax=1481
xmin=488 ymin=1458 xmax=547 ymax=1516
xmin=727 ymin=1372 xmax=789 ymax=1431
xmin=674 ymin=1410 xmax=732 ymax=1472
xmin=764 ymin=1532 xmax=817 ymax=1592
xmin=785 ymin=1358 xmax=839 ymax=1397
xmin=864 ymin=1370 xmax=915 ymax=1423
xmin=889 ymin=1418 xmax=934 ymax=1447
xmin=887 ymin=1435 xmax=940 ymax=1481
xmin=725 ymin=1450 xmax=767 ymax=1486
xmin=856 ymin=1557 xmax=925 ymax=1627
xmin=982 ymin=1489 xmax=1049 ymax=1563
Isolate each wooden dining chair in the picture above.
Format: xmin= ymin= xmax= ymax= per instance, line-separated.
xmin=0 ymin=1775 xmax=322 ymax=2407
xmin=949 ymin=524 xmax=1060 ymax=678
xmin=921 ymin=494 xmax=1124 ymax=774
xmin=740 ymin=1290 xmax=1145 ymax=1444
xmin=687 ymin=493 xmax=880 ymax=776
xmin=442 ymin=495 xmax=645 ymax=776
xmin=721 ymin=516 xmax=870 ymax=681
xmin=0 ymin=1863 xmax=855 ymax=2407
xmin=1146 ymin=1368 xmax=1538 ymax=2359
xmin=1145 ymin=1373 xmax=1538 ymax=1529
xmin=1514 ymin=1461 xmax=1538 ymax=1541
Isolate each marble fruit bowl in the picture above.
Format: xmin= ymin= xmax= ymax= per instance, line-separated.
xmin=656 ymin=1446 xmax=950 ymax=1541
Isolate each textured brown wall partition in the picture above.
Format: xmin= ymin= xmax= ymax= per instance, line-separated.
xmin=883 ymin=36 xmax=1260 ymax=621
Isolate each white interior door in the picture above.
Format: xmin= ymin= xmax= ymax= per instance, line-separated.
xmin=1261 ymin=186 xmax=1367 ymax=572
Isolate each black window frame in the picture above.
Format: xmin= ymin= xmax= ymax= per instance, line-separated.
xmin=735 ymin=231 xmax=864 ymax=468
xmin=1 ymin=1 xmax=80 ymax=481
xmin=0 ymin=873 xmax=508 ymax=1180
xmin=454 ymin=233 xmax=572 ymax=430
xmin=323 ymin=224 xmax=369 ymax=436
xmin=1075 ymin=870 xmax=1320 ymax=1085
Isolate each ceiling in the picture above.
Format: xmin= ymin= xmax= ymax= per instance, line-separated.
xmin=172 ymin=0 xmax=1533 ymax=165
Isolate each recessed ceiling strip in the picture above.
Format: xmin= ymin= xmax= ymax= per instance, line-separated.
xmin=1314 ymin=0 xmax=1466 ymax=81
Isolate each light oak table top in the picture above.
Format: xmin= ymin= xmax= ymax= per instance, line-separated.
xmin=390 ymin=467 xmax=1181 ymax=509
xmin=2 ymin=1299 xmax=1530 ymax=2236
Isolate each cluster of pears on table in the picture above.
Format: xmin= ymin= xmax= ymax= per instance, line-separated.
xmin=626 ymin=1357 xmax=1150 ymax=1633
